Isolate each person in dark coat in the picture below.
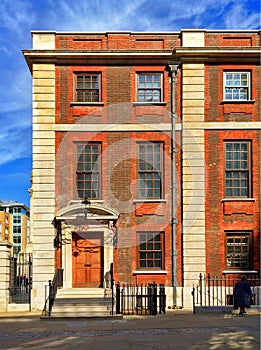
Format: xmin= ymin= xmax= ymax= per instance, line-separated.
xmin=233 ymin=275 xmax=253 ymax=316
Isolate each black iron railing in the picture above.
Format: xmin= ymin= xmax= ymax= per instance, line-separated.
xmin=110 ymin=263 xmax=114 ymax=315
xmin=115 ymin=283 xmax=166 ymax=315
xmin=192 ymin=273 xmax=260 ymax=313
xmin=42 ymin=268 xmax=63 ymax=316
xmin=9 ymin=253 xmax=32 ymax=307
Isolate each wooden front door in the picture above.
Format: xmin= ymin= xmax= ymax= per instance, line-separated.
xmin=72 ymin=232 xmax=103 ymax=287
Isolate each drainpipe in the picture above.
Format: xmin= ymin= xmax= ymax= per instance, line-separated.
xmin=168 ymin=63 xmax=180 ymax=306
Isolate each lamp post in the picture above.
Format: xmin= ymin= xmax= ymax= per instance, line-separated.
xmin=81 ymin=197 xmax=91 ymax=219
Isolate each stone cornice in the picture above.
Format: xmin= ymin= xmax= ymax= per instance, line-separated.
xmin=175 ymin=46 xmax=261 ymax=63
xmin=23 ymin=45 xmax=261 ymax=71
xmin=23 ymin=50 xmax=174 ymax=71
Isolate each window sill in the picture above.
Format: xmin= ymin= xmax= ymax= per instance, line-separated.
xmin=133 ymin=270 xmax=167 ymax=275
xmin=133 ymin=199 xmax=167 ymax=203
xmin=221 ymin=198 xmax=255 ymax=202
xmin=222 ymin=270 xmax=258 ymax=274
xmin=70 ymin=102 xmax=104 ymax=106
xmin=133 ymin=102 xmax=167 ymax=106
xmin=221 ymin=100 xmax=255 ymax=104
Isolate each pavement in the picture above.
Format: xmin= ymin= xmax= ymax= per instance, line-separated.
xmin=0 ymin=309 xmax=260 ymax=350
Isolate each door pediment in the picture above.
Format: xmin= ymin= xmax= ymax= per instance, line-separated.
xmin=55 ymin=202 xmax=119 ymax=227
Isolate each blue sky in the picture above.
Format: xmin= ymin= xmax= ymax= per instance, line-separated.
xmin=0 ymin=0 xmax=260 ymax=208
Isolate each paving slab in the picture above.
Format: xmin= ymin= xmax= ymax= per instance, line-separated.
xmin=0 ymin=310 xmax=260 ymax=350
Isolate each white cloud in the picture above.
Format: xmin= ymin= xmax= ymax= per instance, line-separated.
xmin=0 ymin=66 xmax=31 ymax=113
xmin=223 ymin=2 xmax=261 ymax=29
xmin=0 ymin=105 xmax=31 ymax=167
xmin=0 ymin=0 xmax=35 ymax=37
xmin=39 ymin=0 xmax=148 ymax=31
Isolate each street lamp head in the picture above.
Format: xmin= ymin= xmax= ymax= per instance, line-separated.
xmin=81 ymin=197 xmax=91 ymax=219
xmin=81 ymin=197 xmax=91 ymax=206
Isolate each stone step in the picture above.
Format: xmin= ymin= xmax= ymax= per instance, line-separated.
xmin=47 ymin=312 xmax=117 ymax=318
xmin=52 ymin=305 xmax=110 ymax=312
xmin=54 ymin=299 xmax=111 ymax=308
xmin=51 ymin=313 xmax=111 ymax=317
xmin=56 ymin=288 xmax=105 ymax=298
xmin=53 ymin=304 xmax=112 ymax=310
xmin=54 ymin=298 xmax=112 ymax=304
xmin=49 ymin=287 xmax=114 ymax=318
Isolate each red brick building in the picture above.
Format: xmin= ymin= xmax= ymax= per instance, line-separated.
xmin=23 ymin=29 xmax=260 ymax=310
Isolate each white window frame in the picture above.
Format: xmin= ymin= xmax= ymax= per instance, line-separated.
xmin=74 ymin=73 xmax=101 ymax=103
xmin=224 ymin=141 xmax=251 ymax=198
xmin=223 ymin=72 xmax=251 ymax=101
xmin=136 ymin=73 xmax=163 ymax=102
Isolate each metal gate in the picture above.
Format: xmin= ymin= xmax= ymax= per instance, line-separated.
xmin=9 ymin=253 xmax=32 ymax=306
xmin=115 ymin=283 xmax=166 ymax=315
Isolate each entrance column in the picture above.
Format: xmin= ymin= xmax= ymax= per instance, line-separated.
xmin=103 ymin=223 xmax=114 ymax=288
xmin=61 ymin=223 xmax=73 ymax=288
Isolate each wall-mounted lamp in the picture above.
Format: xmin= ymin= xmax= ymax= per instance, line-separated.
xmin=81 ymin=197 xmax=91 ymax=219
xmin=52 ymin=217 xmax=62 ymax=249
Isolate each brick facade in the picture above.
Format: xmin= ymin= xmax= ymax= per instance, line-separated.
xmin=23 ymin=29 xmax=260 ymax=310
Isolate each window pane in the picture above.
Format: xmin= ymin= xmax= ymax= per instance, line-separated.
xmin=140 ymin=234 xmax=146 ymax=242
xmin=226 ymin=161 xmax=232 ymax=169
xmin=140 ymin=243 xmax=146 ymax=250
xmin=139 ymin=189 xmax=146 ymax=198
xmin=241 ymin=188 xmax=247 ymax=196
xmin=77 ymin=91 xmax=84 ymax=102
xmin=226 ymin=143 xmax=232 ymax=152
xmin=241 ymin=161 xmax=248 ymax=169
xmin=77 ymin=76 xmax=84 ymax=88
xmin=154 ymin=243 xmax=161 ymax=250
xmin=154 ymin=189 xmax=160 ymax=198
xmin=145 ymin=90 xmax=153 ymax=101
xmin=140 ymin=252 xmax=146 ymax=259
xmin=239 ymin=89 xmax=247 ymax=100
xmin=226 ymin=73 xmax=232 ymax=81
xmin=77 ymin=181 xmax=84 ymax=189
xmin=138 ymin=91 xmax=145 ymax=101
xmin=241 ymin=74 xmax=248 ymax=85
xmin=154 ymin=260 xmax=161 ymax=267
xmin=225 ymin=89 xmax=232 ymax=99
xmin=147 ymin=243 xmax=153 ymax=250
xmin=234 ymin=143 xmax=240 ymax=152
xmin=148 ymin=260 xmax=153 ymax=267
xmin=153 ymin=75 xmax=161 ymax=87
xmin=140 ymin=260 xmax=146 ymax=268
xmin=233 ymin=89 xmax=239 ymax=99
xmin=233 ymin=188 xmax=240 ymax=196
xmin=77 ymin=163 xmax=84 ymax=171
xmin=153 ymin=91 xmax=160 ymax=101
